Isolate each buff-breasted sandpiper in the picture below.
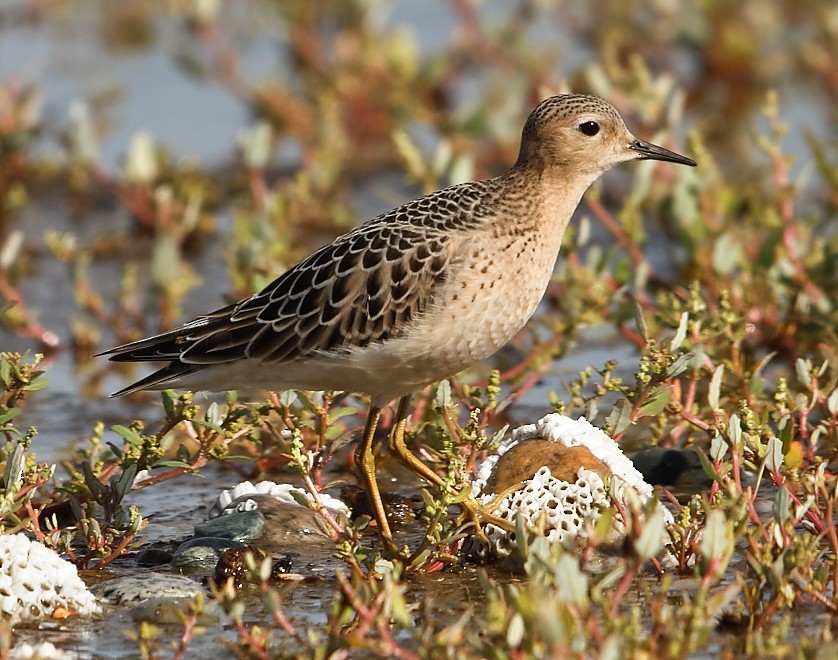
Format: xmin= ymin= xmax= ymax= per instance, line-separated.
xmin=100 ymin=94 xmax=696 ymax=550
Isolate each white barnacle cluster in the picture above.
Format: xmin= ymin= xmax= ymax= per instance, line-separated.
xmin=208 ymin=480 xmax=351 ymax=519
xmin=487 ymin=465 xmax=612 ymax=551
xmin=10 ymin=641 xmax=73 ymax=659
xmin=471 ymin=414 xmax=672 ymax=558
xmin=0 ymin=534 xmax=100 ymax=627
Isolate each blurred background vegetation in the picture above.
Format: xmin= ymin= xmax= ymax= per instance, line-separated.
xmin=0 ymin=0 xmax=836 ymax=657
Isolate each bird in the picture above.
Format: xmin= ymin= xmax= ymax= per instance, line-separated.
xmin=100 ymin=93 xmax=696 ymax=551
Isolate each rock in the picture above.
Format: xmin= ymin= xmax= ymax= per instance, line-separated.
xmin=171 ymin=537 xmax=246 ymax=569
xmin=630 ymin=447 xmax=710 ymax=492
xmin=130 ymin=596 xmax=222 ymax=625
xmin=483 ymin=440 xmax=612 ymax=495
xmin=340 ymin=484 xmax=418 ymax=525
xmin=194 ymin=509 xmax=266 ymax=542
xmin=469 ymin=414 xmax=673 ymax=562
xmin=257 ymin=497 xmax=335 ymax=560
xmin=10 ymin=641 xmax=73 ymax=659
xmin=0 ymin=534 xmax=100 ymax=626
xmin=209 ymin=480 xmax=349 ymax=519
xmin=94 ymin=573 xmax=203 ymax=605
xmin=213 ymin=546 xmax=295 ymax=588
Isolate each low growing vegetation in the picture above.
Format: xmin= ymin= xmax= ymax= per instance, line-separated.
xmin=0 ymin=0 xmax=836 ymax=657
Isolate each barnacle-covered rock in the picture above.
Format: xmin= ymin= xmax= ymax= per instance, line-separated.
xmin=470 ymin=414 xmax=672 ymax=560
xmin=208 ymin=480 xmax=350 ymax=519
xmin=0 ymin=534 xmax=100 ymax=627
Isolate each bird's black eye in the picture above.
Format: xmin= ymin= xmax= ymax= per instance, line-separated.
xmin=579 ymin=121 xmax=600 ymax=136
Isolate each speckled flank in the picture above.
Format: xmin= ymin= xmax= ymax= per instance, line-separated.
xmin=100 ymin=94 xmax=695 ymax=406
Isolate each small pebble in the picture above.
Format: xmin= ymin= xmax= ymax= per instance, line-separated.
xmin=213 ymin=546 xmax=294 ymax=588
xmin=171 ymin=537 xmax=246 ymax=569
xmin=340 ymin=484 xmax=418 ymax=525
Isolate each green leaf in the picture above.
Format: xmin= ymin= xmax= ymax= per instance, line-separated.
xmin=1 ymin=442 xmax=25 ymax=487
xmin=708 ymin=364 xmax=724 ymax=410
xmin=288 ymin=489 xmax=312 ymax=510
xmin=81 ymin=461 xmax=107 ymax=499
xmin=639 ymin=386 xmax=672 ymax=416
xmin=114 ymin=463 xmax=139 ymax=500
xmin=728 ymin=414 xmax=742 ymax=449
xmin=278 ymin=390 xmax=298 ymax=408
xmin=112 ymin=424 xmax=143 ymax=447
xmin=711 ymin=233 xmax=741 ymax=274
xmin=205 ymin=402 xmax=222 ymax=427
xmin=778 ymin=415 xmax=793 ymax=454
xmin=0 ymin=357 xmax=11 ymax=387
xmin=593 ymin=507 xmax=614 ymax=543
xmin=162 ymin=390 xmax=177 ymax=418
xmin=554 ymin=554 xmax=588 ymax=607
xmin=328 ymin=406 xmax=358 ymax=421
xmin=795 ymin=358 xmax=811 ymax=387
xmin=634 ymin=302 xmax=649 ymax=343
xmin=23 ymin=377 xmax=48 ymax=392
xmin=607 ymin=399 xmax=632 ymax=436
xmin=709 ymin=431 xmax=727 ymax=462
xmin=435 ymin=380 xmax=451 ymax=408
xmin=670 ymin=312 xmax=689 ymax=351
xmin=773 ymin=486 xmax=791 ymax=525
xmin=699 ymin=509 xmax=732 ymax=564
xmin=664 ymin=352 xmax=694 ymax=379
xmin=155 ymin=460 xmax=192 ymax=468
xmin=765 ymin=437 xmax=783 ymax=473
xmin=0 ymin=406 xmax=21 ymax=426
xmin=634 ymin=505 xmax=667 ymax=560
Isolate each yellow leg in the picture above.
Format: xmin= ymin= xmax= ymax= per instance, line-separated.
xmin=387 ymin=395 xmax=444 ymax=487
xmin=386 ymin=396 xmax=516 ymax=538
xmin=354 ymin=406 xmax=396 ymax=550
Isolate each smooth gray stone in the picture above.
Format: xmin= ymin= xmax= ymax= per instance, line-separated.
xmin=94 ymin=573 xmax=203 ymax=604
xmin=131 ymin=596 xmax=222 ymax=624
xmin=194 ymin=509 xmax=266 ymax=542
xmin=171 ymin=536 xmax=245 ymax=568
xmin=630 ymin=447 xmax=711 ymax=492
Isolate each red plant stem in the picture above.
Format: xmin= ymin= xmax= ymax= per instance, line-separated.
xmin=24 ymin=500 xmax=45 ymax=543
xmin=730 ymin=439 xmax=743 ymax=492
xmin=132 ymin=456 xmax=208 ymax=489
xmin=587 ymin=197 xmax=656 ymax=281
xmin=91 ymin=532 xmax=135 ymax=569
xmin=608 ymin=564 xmax=637 ymax=618
xmin=263 ymin=587 xmax=306 ymax=645
xmin=173 ymin=610 xmax=198 ymax=660
xmin=300 ymin=471 xmax=344 ymax=539
xmin=825 ymin=491 xmax=838 ymax=600
xmin=678 ymin=408 xmax=711 ymax=433
xmin=233 ymin=620 xmax=268 ymax=660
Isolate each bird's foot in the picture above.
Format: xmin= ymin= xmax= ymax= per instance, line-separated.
xmin=456 ymin=496 xmax=516 ymax=544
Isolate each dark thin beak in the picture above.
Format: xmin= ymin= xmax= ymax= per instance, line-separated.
xmin=629 ymin=139 xmax=696 ymax=167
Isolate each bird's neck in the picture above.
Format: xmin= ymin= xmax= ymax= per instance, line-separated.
xmin=500 ymin=164 xmax=597 ymax=236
